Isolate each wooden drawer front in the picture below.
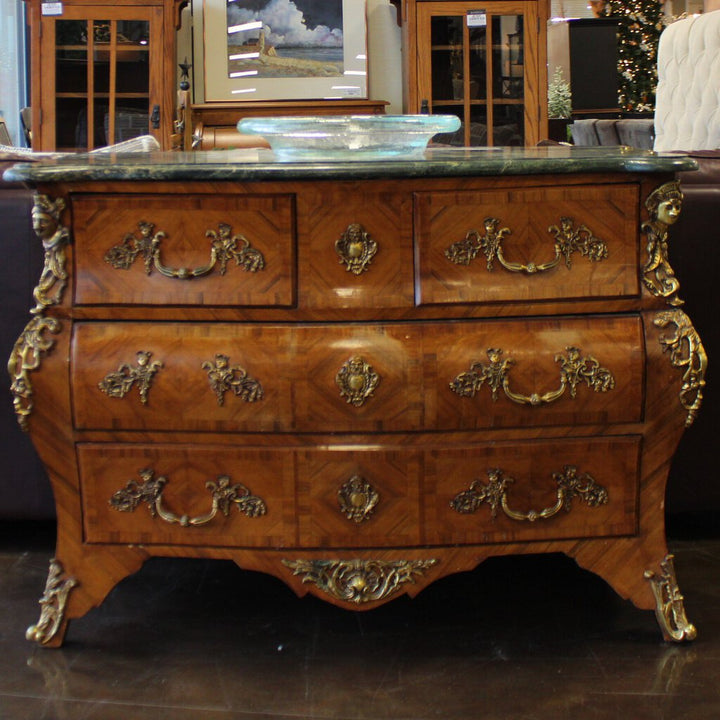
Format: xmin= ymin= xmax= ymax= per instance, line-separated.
xmin=423 ymin=436 xmax=640 ymax=545
xmin=73 ymin=316 xmax=642 ymax=432
xmin=297 ymin=187 xmax=415 ymax=309
xmin=72 ymin=194 xmax=295 ymax=306
xmin=415 ymin=184 xmax=639 ymax=305
xmin=72 ymin=322 xmax=422 ymax=433
xmin=297 ymin=448 xmax=422 ymax=548
xmin=432 ymin=315 xmax=644 ymax=429
xmin=79 ymin=444 xmax=296 ymax=547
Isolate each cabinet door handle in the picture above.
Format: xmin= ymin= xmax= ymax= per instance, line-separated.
xmin=451 ymin=465 xmax=608 ymax=522
xmin=450 ymin=346 xmax=615 ymax=406
xmin=150 ymin=104 xmax=160 ymax=129
xmin=109 ymin=469 xmax=267 ymax=527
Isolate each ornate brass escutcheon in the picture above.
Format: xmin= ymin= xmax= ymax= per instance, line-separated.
xmin=109 ymin=468 xmax=267 ymax=526
xmin=98 ymin=350 xmax=163 ymax=405
xmin=654 ymin=309 xmax=707 ymax=427
xmin=103 ymin=221 xmax=265 ymax=279
xmin=281 ymin=558 xmax=438 ymax=604
xmin=450 ymin=346 xmax=615 ymax=406
xmin=26 ymin=559 xmax=78 ymax=646
xmin=451 ymin=465 xmax=609 ymax=522
xmin=202 ymin=353 xmax=264 ymax=406
xmin=335 ymin=356 xmax=380 ymax=407
xmin=644 ymin=554 xmax=697 ymax=642
xmin=444 ymin=216 xmax=607 ymax=274
xmin=642 ymin=181 xmax=684 ymax=306
xmin=335 ymin=223 xmax=377 ymax=275
xmin=337 ymin=475 xmax=379 ymax=523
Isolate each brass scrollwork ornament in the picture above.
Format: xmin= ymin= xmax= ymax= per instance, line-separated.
xmin=450 ymin=346 xmax=614 ymax=406
xmin=8 ymin=316 xmax=62 ymax=431
xmin=8 ymin=194 xmax=71 ymax=431
xmin=644 ymin=555 xmax=697 ymax=642
xmin=281 ymin=558 xmax=438 ymax=604
xmin=335 ymin=356 xmax=380 ymax=407
xmin=337 ymin=475 xmax=379 ymax=523
xmin=98 ymin=350 xmax=163 ymax=405
xmin=451 ymin=465 xmax=609 ymax=522
xmin=642 ymin=181 xmax=684 ymax=306
xmin=104 ymin=221 xmax=265 ymax=280
xmin=654 ymin=309 xmax=707 ymax=427
xmin=444 ymin=216 xmax=607 ymax=274
xmin=335 ymin=223 xmax=377 ymax=275
xmin=109 ymin=468 xmax=267 ymax=526
xmin=202 ymin=353 xmax=264 ymax=406
xmin=26 ymin=559 xmax=78 ymax=646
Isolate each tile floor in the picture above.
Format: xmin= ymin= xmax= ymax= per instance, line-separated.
xmin=1 ymin=521 xmax=719 ymax=720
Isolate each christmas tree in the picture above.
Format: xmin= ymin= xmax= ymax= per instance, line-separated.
xmin=603 ymin=0 xmax=664 ymax=112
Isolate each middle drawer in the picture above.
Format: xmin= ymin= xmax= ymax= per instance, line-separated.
xmin=72 ymin=316 xmax=644 ymax=433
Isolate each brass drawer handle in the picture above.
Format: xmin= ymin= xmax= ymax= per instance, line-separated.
xmin=335 ymin=223 xmax=377 ymax=275
xmin=98 ymin=350 xmax=163 ymax=405
xmin=104 ymin=221 xmax=265 ymax=280
xmin=109 ymin=468 xmax=267 ymax=527
xmin=451 ymin=465 xmax=608 ymax=522
xmin=444 ymin=216 xmax=607 ymax=274
xmin=282 ymin=559 xmax=438 ymax=604
xmin=202 ymin=353 xmax=264 ymax=406
xmin=337 ymin=475 xmax=379 ymax=523
xmin=450 ymin=346 xmax=615 ymax=406
xmin=336 ymin=356 xmax=380 ymax=407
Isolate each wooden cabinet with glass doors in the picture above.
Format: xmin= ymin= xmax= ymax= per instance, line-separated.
xmin=396 ymin=0 xmax=548 ymax=146
xmin=24 ymin=0 xmax=186 ymax=151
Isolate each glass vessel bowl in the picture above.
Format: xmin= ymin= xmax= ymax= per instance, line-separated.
xmin=237 ymin=114 xmax=461 ymax=160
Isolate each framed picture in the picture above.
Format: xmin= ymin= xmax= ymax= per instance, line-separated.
xmin=192 ymin=0 xmax=368 ymax=103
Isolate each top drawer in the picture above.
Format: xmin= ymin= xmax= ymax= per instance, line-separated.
xmin=72 ymin=194 xmax=295 ymax=307
xmin=415 ymin=184 xmax=640 ymax=305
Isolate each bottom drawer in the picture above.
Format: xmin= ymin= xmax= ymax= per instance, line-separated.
xmin=79 ymin=445 xmax=296 ymax=547
xmin=423 ymin=436 xmax=640 ymax=544
xmin=79 ymin=436 xmax=640 ymax=548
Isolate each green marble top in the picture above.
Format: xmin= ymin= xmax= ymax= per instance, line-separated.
xmin=2 ymin=146 xmax=697 ymax=184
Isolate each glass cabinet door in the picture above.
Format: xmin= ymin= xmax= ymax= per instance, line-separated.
xmin=417 ymin=2 xmax=539 ymax=147
xmin=42 ymin=7 xmax=161 ymax=151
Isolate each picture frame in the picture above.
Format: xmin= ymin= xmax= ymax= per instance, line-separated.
xmin=192 ymin=0 xmax=368 ymax=103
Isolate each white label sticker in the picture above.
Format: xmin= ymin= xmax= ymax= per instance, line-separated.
xmin=41 ymin=2 xmax=63 ymax=15
xmin=467 ymin=11 xmax=486 ymax=27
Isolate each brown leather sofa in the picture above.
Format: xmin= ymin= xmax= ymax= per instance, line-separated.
xmin=665 ymin=151 xmax=720 ymax=528
xmin=0 ymin=163 xmax=53 ymax=519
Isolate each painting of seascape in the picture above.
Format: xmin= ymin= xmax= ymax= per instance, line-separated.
xmin=226 ymin=0 xmax=345 ymax=78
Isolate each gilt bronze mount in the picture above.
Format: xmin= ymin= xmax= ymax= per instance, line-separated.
xmin=451 ymin=465 xmax=608 ymax=522
xmin=109 ymin=468 xmax=267 ymax=527
xmin=654 ymin=309 xmax=707 ymax=427
xmin=335 ymin=223 xmax=377 ymax=275
xmin=337 ymin=475 xmax=379 ymax=523
xmin=104 ymin=221 xmax=265 ymax=279
xmin=98 ymin=351 xmax=163 ymax=405
xmin=645 ymin=554 xmax=697 ymax=642
xmin=26 ymin=559 xmax=78 ymax=646
xmin=202 ymin=353 xmax=264 ymax=405
xmin=450 ymin=346 xmax=614 ymax=406
xmin=444 ymin=216 xmax=607 ymax=274
xmin=282 ymin=558 xmax=437 ymax=604
xmin=336 ymin=356 xmax=380 ymax=407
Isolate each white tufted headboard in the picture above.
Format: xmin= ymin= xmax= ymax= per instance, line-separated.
xmin=654 ymin=10 xmax=720 ymax=152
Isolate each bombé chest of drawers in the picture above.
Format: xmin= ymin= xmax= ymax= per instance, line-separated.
xmin=5 ymin=146 xmax=704 ymax=647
